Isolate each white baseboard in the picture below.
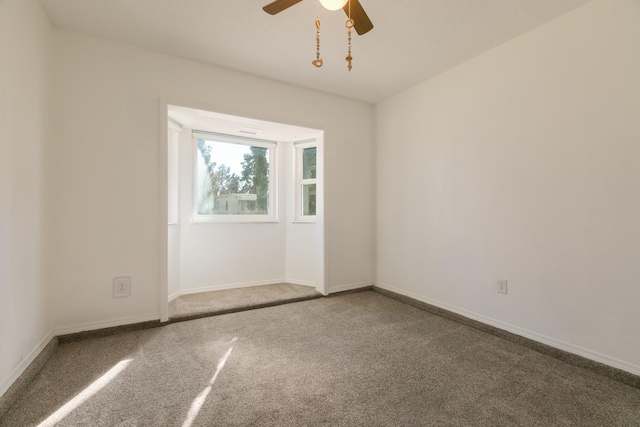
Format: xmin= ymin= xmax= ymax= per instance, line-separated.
xmin=54 ymin=313 xmax=160 ymax=336
xmin=172 ymin=278 xmax=290 ymax=300
xmin=168 ymin=290 xmax=181 ymax=302
xmin=374 ymin=282 xmax=640 ymax=376
xmin=285 ymin=278 xmax=316 ymax=287
xmin=328 ymin=281 xmax=373 ymax=294
xmin=0 ymin=330 xmax=55 ymax=397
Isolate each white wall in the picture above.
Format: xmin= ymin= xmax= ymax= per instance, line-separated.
xmin=52 ymin=30 xmax=375 ymax=332
xmin=0 ymin=0 xmax=53 ymax=396
xmin=376 ymin=0 xmax=640 ymax=374
xmin=167 ymin=224 xmax=181 ymax=299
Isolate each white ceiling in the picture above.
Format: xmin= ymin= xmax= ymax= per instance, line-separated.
xmin=168 ymin=104 xmax=322 ymax=141
xmin=39 ymin=0 xmax=592 ymax=104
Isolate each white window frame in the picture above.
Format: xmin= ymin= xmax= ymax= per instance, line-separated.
xmin=192 ymin=130 xmax=278 ymax=223
xmin=294 ymin=140 xmax=317 ymax=223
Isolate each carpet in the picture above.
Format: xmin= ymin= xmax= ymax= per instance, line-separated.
xmin=2 ymin=291 xmax=639 ymax=426
xmin=169 ymin=283 xmax=323 ymax=321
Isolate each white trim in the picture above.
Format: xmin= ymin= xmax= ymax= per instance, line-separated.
xmin=0 ymin=330 xmax=55 ymax=397
xmin=160 ymin=99 xmax=170 ymax=322
xmin=315 ymin=133 xmax=326 ymax=295
xmin=168 ymin=289 xmax=182 ymax=302
xmin=190 ymin=216 xmax=278 ymax=224
xmin=54 ymin=313 xmax=160 ymax=336
xmin=286 ymin=278 xmax=317 ymax=287
xmin=328 ymin=281 xmax=373 ymax=294
xmin=192 ymin=130 xmax=277 ymax=148
xmin=293 ymin=139 xmax=317 ymax=146
xmin=173 ymin=279 xmax=289 ymax=298
xmin=167 ymin=126 xmax=181 ymax=225
xmin=374 ymin=282 xmax=640 ymax=376
xmin=168 ymin=117 xmax=183 ymax=132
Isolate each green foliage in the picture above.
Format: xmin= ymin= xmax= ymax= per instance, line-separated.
xmin=241 ymin=146 xmax=269 ymax=213
xmin=303 ymin=147 xmax=317 ymax=179
xmin=197 ymin=140 xmax=269 ymax=214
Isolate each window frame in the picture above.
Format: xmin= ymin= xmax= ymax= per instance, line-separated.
xmin=192 ymin=130 xmax=278 ymax=223
xmin=294 ymin=140 xmax=317 ymax=223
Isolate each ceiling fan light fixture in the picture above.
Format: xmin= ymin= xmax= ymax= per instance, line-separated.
xmin=319 ymin=0 xmax=348 ymax=11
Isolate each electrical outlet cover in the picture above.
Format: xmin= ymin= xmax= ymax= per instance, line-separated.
xmin=498 ymin=279 xmax=508 ymax=294
xmin=113 ymin=276 xmax=131 ymax=298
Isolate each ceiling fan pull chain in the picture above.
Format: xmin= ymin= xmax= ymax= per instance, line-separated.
xmin=345 ymin=18 xmax=354 ymax=71
xmin=312 ymin=17 xmax=324 ymax=68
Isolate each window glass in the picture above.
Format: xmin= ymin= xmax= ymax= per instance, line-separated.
xmin=295 ymin=141 xmax=317 ymax=221
xmin=302 ymin=183 xmax=316 ymax=216
xmin=196 ymin=139 xmax=271 ymax=216
xmin=303 ymin=147 xmax=316 ymax=179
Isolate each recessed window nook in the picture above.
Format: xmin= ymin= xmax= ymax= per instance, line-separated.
xmin=161 ymin=102 xmax=325 ymax=321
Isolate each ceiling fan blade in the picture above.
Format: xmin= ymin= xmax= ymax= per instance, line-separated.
xmin=263 ymin=0 xmax=305 ymax=15
xmin=343 ymin=0 xmax=374 ymax=35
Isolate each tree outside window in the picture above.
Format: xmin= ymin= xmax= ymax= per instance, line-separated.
xmin=195 ymin=136 xmax=275 ymax=220
xmin=295 ymin=141 xmax=317 ymax=221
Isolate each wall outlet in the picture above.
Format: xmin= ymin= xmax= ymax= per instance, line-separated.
xmin=113 ymin=276 xmax=131 ymax=298
xmin=498 ymin=279 xmax=508 ymax=294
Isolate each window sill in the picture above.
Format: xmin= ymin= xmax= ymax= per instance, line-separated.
xmin=191 ymin=215 xmax=279 ymax=224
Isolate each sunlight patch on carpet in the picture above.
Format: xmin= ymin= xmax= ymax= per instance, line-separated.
xmin=37 ymin=358 xmax=133 ymax=427
xmin=182 ymin=337 xmax=238 ymax=427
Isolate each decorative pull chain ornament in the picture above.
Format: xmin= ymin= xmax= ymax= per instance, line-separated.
xmin=345 ymin=17 xmax=354 ymax=71
xmin=312 ymin=17 xmax=324 ymax=67
xmin=263 ymin=0 xmax=374 ymax=70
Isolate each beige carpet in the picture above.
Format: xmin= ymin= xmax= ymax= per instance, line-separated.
xmin=3 ymin=290 xmax=640 ymax=426
xmin=168 ymin=283 xmax=322 ymax=322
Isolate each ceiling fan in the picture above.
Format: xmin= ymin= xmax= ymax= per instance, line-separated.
xmin=263 ymin=0 xmax=374 ymax=35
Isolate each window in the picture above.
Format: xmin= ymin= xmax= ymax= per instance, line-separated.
xmin=295 ymin=140 xmax=317 ymax=222
xmin=193 ymin=131 xmax=276 ymax=222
